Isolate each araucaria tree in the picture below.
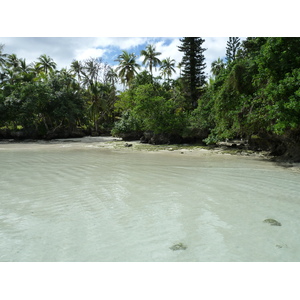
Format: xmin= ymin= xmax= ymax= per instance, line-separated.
xmin=178 ymin=37 xmax=207 ymax=108
xmin=226 ymin=37 xmax=241 ymax=63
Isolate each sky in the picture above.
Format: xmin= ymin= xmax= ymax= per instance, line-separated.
xmin=0 ymin=37 xmax=239 ymax=80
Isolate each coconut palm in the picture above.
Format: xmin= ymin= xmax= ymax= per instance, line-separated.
xmin=18 ymin=58 xmax=32 ymax=73
xmin=6 ymin=54 xmax=20 ymax=71
xmin=160 ymin=57 xmax=176 ymax=80
xmin=79 ymin=58 xmax=105 ymax=87
xmin=70 ymin=59 xmax=83 ymax=82
xmin=84 ymin=58 xmax=99 ymax=84
xmin=30 ymin=62 xmax=43 ymax=77
xmin=177 ymin=62 xmax=183 ymax=78
xmin=140 ymin=44 xmax=161 ymax=76
xmin=36 ymin=54 xmax=57 ymax=74
xmin=105 ymin=66 xmax=119 ymax=86
xmin=115 ymin=50 xmax=140 ymax=87
xmin=0 ymin=44 xmax=7 ymax=71
xmin=1 ymin=68 xmax=16 ymax=85
xmin=211 ymin=58 xmax=225 ymax=77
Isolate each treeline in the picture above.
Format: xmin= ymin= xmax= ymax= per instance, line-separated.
xmin=1 ymin=38 xmax=300 ymax=160
xmin=0 ymin=49 xmax=118 ymax=138
xmin=113 ymin=37 xmax=300 ymax=161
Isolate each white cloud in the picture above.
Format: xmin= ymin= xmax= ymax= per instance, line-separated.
xmin=136 ymin=38 xmax=183 ymax=79
xmin=142 ymin=37 xmax=230 ymax=79
xmin=1 ymin=37 xmax=246 ymax=78
xmin=75 ymin=48 xmax=107 ymax=61
xmin=203 ymin=37 xmax=228 ymax=76
xmin=93 ymin=37 xmax=150 ymax=50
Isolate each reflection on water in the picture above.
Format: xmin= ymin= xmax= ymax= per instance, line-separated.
xmin=0 ymin=142 xmax=300 ymax=261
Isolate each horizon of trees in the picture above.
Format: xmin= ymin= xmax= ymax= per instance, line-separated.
xmin=1 ymin=38 xmax=300 ymax=159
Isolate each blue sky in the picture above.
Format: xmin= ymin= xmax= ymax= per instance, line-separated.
xmin=1 ymin=37 xmax=236 ymax=79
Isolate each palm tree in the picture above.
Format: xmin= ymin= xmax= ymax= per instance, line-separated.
xmin=18 ymin=58 xmax=32 ymax=73
xmin=0 ymin=44 xmax=7 ymax=71
xmin=140 ymin=44 xmax=161 ymax=76
xmin=115 ymin=50 xmax=140 ymax=88
xmin=105 ymin=66 xmax=119 ymax=87
xmin=6 ymin=54 xmax=20 ymax=71
xmin=79 ymin=58 xmax=107 ymax=87
xmin=84 ymin=58 xmax=99 ymax=84
xmin=36 ymin=54 xmax=57 ymax=74
xmin=177 ymin=62 xmax=183 ymax=78
xmin=30 ymin=62 xmax=43 ymax=77
xmin=1 ymin=68 xmax=16 ymax=85
xmin=160 ymin=57 xmax=176 ymax=80
xmin=211 ymin=58 xmax=225 ymax=77
xmin=70 ymin=59 xmax=83 ymax=82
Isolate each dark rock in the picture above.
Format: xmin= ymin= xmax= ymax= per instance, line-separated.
xmin=124 ymin=143 xmax=132 ymax=147
xmin=170 ymin=243 xmax=187 ymax=251
xmin=140 ymin=131 xmax=183 ymax=145
xmin=263 ymin=219 xmax=282 ymax=226
xmin=118 ymin=132 xmax=143 ymax=141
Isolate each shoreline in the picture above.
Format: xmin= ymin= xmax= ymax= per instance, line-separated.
xmin=0 ymin=134 xmax=275 ymax=159
xmin=1 ymin=135 xmax=300 ymax=171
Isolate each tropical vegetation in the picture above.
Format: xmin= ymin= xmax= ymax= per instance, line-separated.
xmin=1 ymin=38 xmax=300 ymax=160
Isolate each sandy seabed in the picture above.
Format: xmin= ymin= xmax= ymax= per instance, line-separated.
xmin=1 ymin=136 xmax=300 ymax=262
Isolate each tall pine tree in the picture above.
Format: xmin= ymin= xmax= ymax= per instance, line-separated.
xmin=226 ymin=37 xmax=241 ymax=63
xmin=178 ymin=37 xmax=206 ymax=108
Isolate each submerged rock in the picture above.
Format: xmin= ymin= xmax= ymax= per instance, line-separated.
xmin=263 ymin=218 xmax=282 ymax=226
xmin=170 ymin=243 xmax=187 ymax=251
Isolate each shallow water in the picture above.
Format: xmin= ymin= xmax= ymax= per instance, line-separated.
xmin=0 ymin=139 xmax=300 ymax=261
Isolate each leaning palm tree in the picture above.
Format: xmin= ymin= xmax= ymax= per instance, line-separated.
xmin=115 ymin=50 xmax=140 ymax=88
xmin=140 ymin=44 xmax=161 ymax=76
xmin=36 ymin=54 xmax=57 ymax=74
xmin=211 ymin=58 xmax=225 ymax=77
xmin=160 ymin=57 xmax=176 ymax=80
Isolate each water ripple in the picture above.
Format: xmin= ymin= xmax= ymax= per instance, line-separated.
xmin=0 ymin=148 xmax=300 ymax=261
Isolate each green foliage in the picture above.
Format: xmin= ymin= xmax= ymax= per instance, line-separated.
xmin=197 ymin=37 xmax=300 ymax=145
xmin=113 ymin=83 xmax=188 ymax=136
xmin=111 ymin=110 xmax=142 ymax=136
xmin=1 ymin=72 xmax=86 ymax=133
xmin=188 ymin=84 xmax=215 ymax=134
xmin=2 ymin=38 xmax=300 ymax=148
xmin=202 ymin=59 xmax=257 ymax=141
xmin=255 ymin=37 xmax=300 ymax=83
xmin=255 ymin=68 xmax=300 ymax=134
